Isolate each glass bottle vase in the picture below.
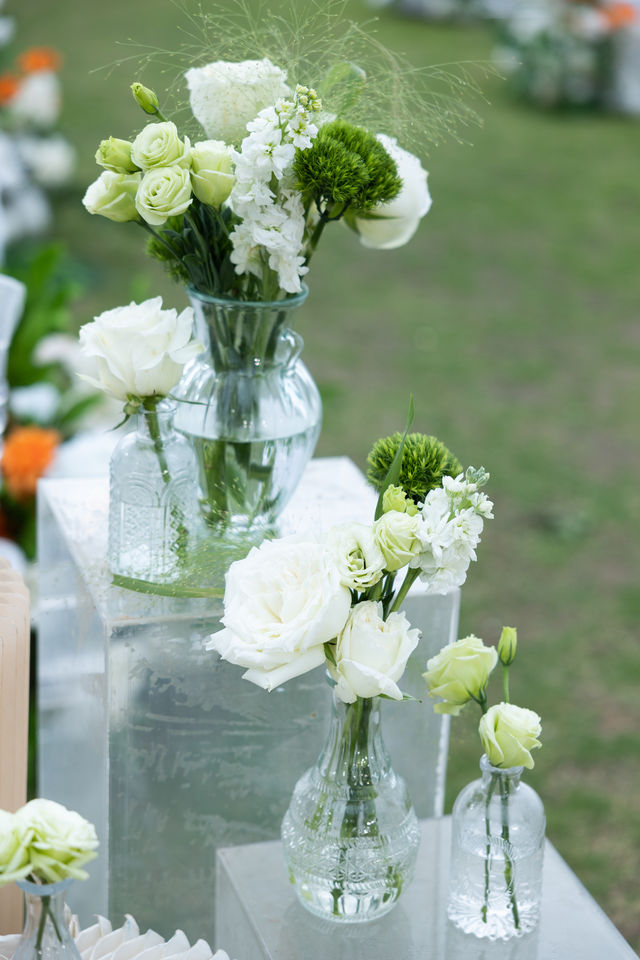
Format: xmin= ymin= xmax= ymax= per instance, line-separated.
xmin=14 ymin=878 xmax=81 ymax=960
xmin=108 ymin=400 xmax=201 ymax=595
xmin=173 ymin=285 xmax=322 ymax=545
xmin=447 ymin=755 xmax=546 ymax=940
xmin=281 ymin=689 xmax=421 ymax=923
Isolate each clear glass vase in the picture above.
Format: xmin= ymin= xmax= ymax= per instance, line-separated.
xmin=281 ymin=688 xmax=421 ymax=923
xmin=173 ymin=286 xmax=322 ymax=547
xmin=447 ymin=755 xmax=546 ymax=940
xmin=108 ymin=400 xmax=201 ymax=596
xmin=14 ymin=878 xmax=81 ymax=960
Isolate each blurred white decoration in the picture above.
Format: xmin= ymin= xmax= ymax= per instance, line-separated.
xmin=0 ymin=275 xmax=26 ymax=438
xmin=16 ymin=133 xmax=76 ymax=187
xmin=0 ymin=133 xmax=51 ymax=260
xmin=0 ymin=536 xmax=27 ymax=574
xmin=10 ymin=382 xmax=61 ymax=423
xmin=9 ymin=71 xmax=61 ymax=128
xmin=608 ymin=20 xmax=640 ymax=113
xmin=0 ymin=15 xmax=14 ymax=46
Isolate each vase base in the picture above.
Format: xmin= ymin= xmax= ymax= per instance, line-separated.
xmin=447 ymin=899 xmax=540 ymax=940
xmin=290 ymin=878 xmax=402 ymax=924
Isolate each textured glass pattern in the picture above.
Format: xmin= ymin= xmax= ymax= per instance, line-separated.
xmin=14 ymin=881 xmax=81 ymax=960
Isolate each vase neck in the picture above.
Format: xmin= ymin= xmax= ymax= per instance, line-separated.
xmin=479 ymin=754 xmax=524 ymax=794
xmin=135 ymin=402 xmax=176 ymax=440
xmin=319 ymin=691 xmax=390 ymax=787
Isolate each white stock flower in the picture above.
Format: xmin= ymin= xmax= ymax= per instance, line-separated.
xmin=131 ymin=122 xmax=191 ymax=170
xmin=82 ymin=170 xmax=140 ymax=223
xmin=0 ymin=810 xmax=32 ymax=885
xmin=326 ymin=522 xmax=386 ymax=591
xmin=373 ymin=510 xmax=421 ymax=572
xmin=479 ymin=703 xmax=542 ymax=770
xmin=190 ymin=140 xmax=235 ymax=206
xmin=17 ymin=799 xmax=99 ymax=883
xmin=354 ymin=134 xmax=432 ymax=250
xmin=330 ymin=601 xmax=420 ymax=703
xmin=186 ymin=58 xmax=290 ymax=143
xmin=9 ymin=71 xmax=60 ymax=128
xmin=207 ymin=536 xmax=351 ymax=692
xmin=78 ymin=297 xmax=201 ymax=402
xmin=135 ymin=166 xmax=192 ymax=225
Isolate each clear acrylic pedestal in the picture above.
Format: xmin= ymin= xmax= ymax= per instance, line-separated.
xmin=37 ymin=458 xmax=458 ymax=941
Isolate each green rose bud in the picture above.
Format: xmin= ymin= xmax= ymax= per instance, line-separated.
xmin=131 ymin=82 xmax=160 ymax=116
xmin=82 ymin=171 xmax=141 ymax=222
xmin=95 ymin=137 xmax=138 ymax=174
xmin=479 ymin=702 xmax=542 ymax=770
xmin=190 ymin=139 xmax=234 ymax=206
xmin=382 ymin=484 xmax=418 ymax=516
xmin=131 ymin=122 xmax=191 ymax=171
xmin=373 ymin=510 xmax=421 ymax=572
xmin=423 ymin=635 xmax=498 ymax=715
xmin=135 ymin=166 xmax=192 ymax=226
xmin=0 ymin=810 xmax=32 ymax=885
xmin=498 ymin=626 xmax=517 ymax=666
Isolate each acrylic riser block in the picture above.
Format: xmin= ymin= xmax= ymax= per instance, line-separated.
xmin=216 ymin=818 xmax=639 ymax=960
xmin=37 ymin=458 xmax=458 ymax=942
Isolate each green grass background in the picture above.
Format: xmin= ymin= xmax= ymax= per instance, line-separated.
xmin=15 ymin=0 xmax=640 ymax=950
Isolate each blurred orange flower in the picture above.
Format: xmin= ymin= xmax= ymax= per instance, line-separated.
xmin=603 ymin=2 xmax=638 ymax=28
xmin=0 ymin=72 xmax=19 ymax=104
xmin=17 ymin=47 xmax=62 ymax=74
xmin=1 ymin=427 xmax=60 ymax=501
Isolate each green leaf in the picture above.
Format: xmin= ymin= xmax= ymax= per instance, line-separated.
xmin=323 ymin=641 xmax=337 ymax=667
xmin=374 ymin=395 xmax=415 ymax=520
xmin=379 ymin=693 xmax=422 ymax=703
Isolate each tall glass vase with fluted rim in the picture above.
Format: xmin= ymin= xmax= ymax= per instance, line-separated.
xmin=447 ymin=754 xmax=546 ymax=940
xmin=14 ymin=878 xmax=81 ymax=960
xmin=281 ymin=685 xmax=421 ymax=923
xmin=173 ymin=285 xmax=322 ymax=555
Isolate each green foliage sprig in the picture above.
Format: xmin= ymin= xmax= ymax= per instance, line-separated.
xmin=367 ymin=431 xmax=462 ymax=504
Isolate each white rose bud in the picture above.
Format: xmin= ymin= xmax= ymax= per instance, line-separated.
xmin=78 ymin=297 xmax=202 ymax=402
xmin=354 ymin=134 xmax=432 ymax=250
xmin=135 ymin=166 xmax=192 ymax=226
xmin=95 ymin=136 xmax=138 ymax=174
xmin=207 ymin=537 xmax=351 ymax=692
xmin=374 ymin=510 xmax=421 ymax=572
xmin=382 ymin=484 xmax=418 ymax=516
xmin=131 ymin=121 xmax=191 ymax=170
xmin=326 ymin=522 xmax=386 ymax=591
xmin=0 ymin=810 xmax=32 ymax=885
xmin=330 ymin=601 xmax=420 ymax=703
xmin=82 ymin=170 xmax=141 ymax=223
xmin=190 ymin=140 xmax=235 ymax=206
xmin=479 ymin=703 xmax=542 ymax=770
xmin=185 ymin=58 xmax=290 ymax=143
xmin=423 ymin=635 xmax=498 ymax=715
xmin=17 ymin=799 xmax=99 ymax=883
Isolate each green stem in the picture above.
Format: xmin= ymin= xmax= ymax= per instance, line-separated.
xmin=503 ymin=665 xmax=510 ymax=703
xmin=481 ymin=775 xmax=498 ymax=924
xmin=500 ymin=775 xmax=520 ymax=931
xmin=142 ymin=398 xmax=189 ymax=563
xmin=389 ymin=567 xmax=420 ymax=613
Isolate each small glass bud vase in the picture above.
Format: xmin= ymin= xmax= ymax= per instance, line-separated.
xmin=448 ymin=755 xmax=546 ymax=940
xmin=14 ymin=878 xmax=81 ymax=960
xmin=108 ymin=400 xmax=200 ymax=595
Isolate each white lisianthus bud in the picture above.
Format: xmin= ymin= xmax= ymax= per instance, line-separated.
xmin=330 ymin=601 xmax=420 ymax=703
xmin=497 ymin=626 xmax=517 ymax=666
xmin=190 ymin=140 xmax=235 ymax=206
xmin=82 ymin=170 xmax=141 ymax=222
xmin=131 ymin=122 xmax=191 ymax=171
xmin=423 ymin=635 xmax=498 ymax=715
xmin=326 ymin=522 xmax=386 ymax=591
xmin=135 ymin=166 xmax=192 ymax=226
xmin=353 ymin=134 xmax=432 ymax=250
xmin=0 ymin=810 xmax=32 ymax=885
xmin=382 ymin=484 xmax=418 ymax=516
xmin=17 ymin=799 xmax=99 ymax=883
xmin=479 ymin=703 xmax=542 ymax=770
xmin=374 ymin=510 xmax=421 ymax=572
xmin=95 ymin=136 xmax=138 ymax=174
xmin=131 ymin=82 xmax=160 ymax=116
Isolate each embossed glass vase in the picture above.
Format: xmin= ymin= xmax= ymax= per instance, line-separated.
xmin=108 ymin=400 xmax=200 ymax=595
xmin=281 ymin=689 xmax=421 ymax=922
xmin=173 ymin=285 xmax=321 ymax=544
xmin=447 ymin=755 xmax=546 ymax=940
xmin=14 ymin=878 xmax=81 ymax=960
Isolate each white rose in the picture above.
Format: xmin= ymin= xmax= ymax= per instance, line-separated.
xmin=207 ymin=536 xmax=351 ymax=691
xmin=354 ymin=134 xmax=432 ymax=250
xmin=330 ymin=601 xmax=420 ymax=703
xmin=135 ymin=166 xmax=192 ymax=226
xmin=131 ymin=121 xmax=191 ymax=170
xmin=82 ymin=170 xmax=141 ymax=223
xmin=0 ymin=810 xmax=32 ymax=885
xmin=374 ymin=510 xmax=421 ymax=572
xmin=17 ymin=799 xmax=99 ymax=883
xmin=423 ymin=635 xmax=498 ymax=715
xmin=9 ymin=71 xmax=60 ymax=128
xmin=78 ymin=297 xmax=201 ymax=401
xmin=325 ymin=522 xmax=386 ymax=591
xmin=185 ymin=58 xmax=290 ymax=143
xmin=190 ymin=140 xmax=235 ymax=206
xmin=479 ymin=703 xmax=543 ymax=770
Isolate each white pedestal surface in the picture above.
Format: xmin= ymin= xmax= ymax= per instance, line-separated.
xmin=37 ymin=458 xmax=458 ymax=942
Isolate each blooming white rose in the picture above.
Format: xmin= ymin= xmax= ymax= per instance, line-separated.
xmin=190 ymin=140 xmax=235 ymax=206
xmin=82 ymin=171 xmax=141 ymax=223
xmin=135 ymin=166 xmax=192 ymax=226
xmin=0 ymin=810 xmax=32 ymax=885
xmin=131 ymin=121 xmax=191 ymax=171
xmin=207 ymin=536 xmax=351 ymax=691
xmin=78 ymin=297 xmax=201 ymax=401
xmin=326 ymin=522 xmax=386 ymax=590
xmin=374 ymin=510 xmax=421 ymax=572
xmin=9 ymin=71 xmax=60 ymax=128
xmin=330 ymin=601 xmax=420 ymax=703
xmin=17 ymin=799 xmax=99 ymax=883
xmin=479 ymin=703 xmax=542 ymax=770
xmin=354 ymin=134 xmax=432 ymax=250
xmin=186 ymin=58 xmax=290 ymax=144
xmin=423 ymin=635 xmax=498 ymax=715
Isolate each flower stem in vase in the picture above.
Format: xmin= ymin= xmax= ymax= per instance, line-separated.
xmin=142 ymin=398 xmax=189 ymax=562
xmin=500 ymin=774 xmax=520 ymax=931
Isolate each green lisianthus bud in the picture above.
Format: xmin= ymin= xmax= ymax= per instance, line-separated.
xmin=131 ymin=82 xmax=160 ymax=115
xmin=498 ymin=626 xmax=517 ymax=666
xmin=382 ymin=484 xmax=418 ymax=516
xmin=95 ymin=137 xmax=138 ymax=174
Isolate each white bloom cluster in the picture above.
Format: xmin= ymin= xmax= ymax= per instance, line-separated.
xmin=411 ymin=470 xmax=494 ymax=594
xmin=229 ymin=85 xmax=322 ymax=294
